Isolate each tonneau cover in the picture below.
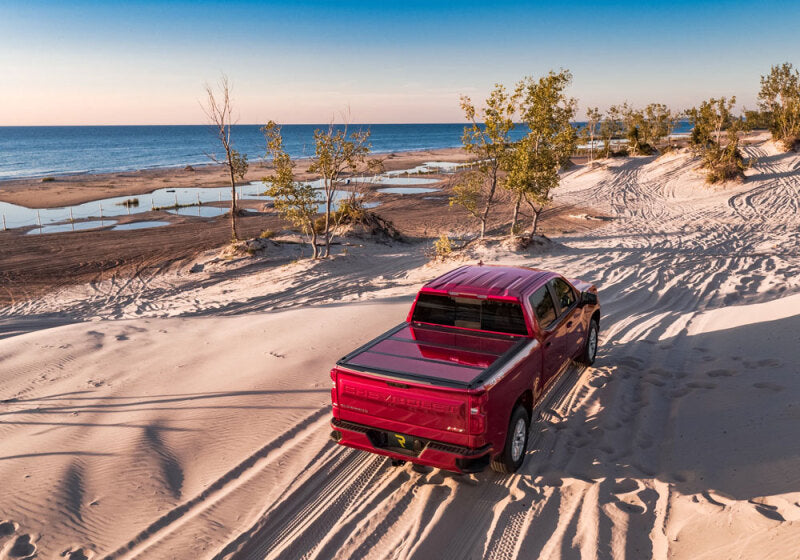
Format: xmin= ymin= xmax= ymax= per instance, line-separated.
xmin=337 ymin=323 xmax=528 ymax=388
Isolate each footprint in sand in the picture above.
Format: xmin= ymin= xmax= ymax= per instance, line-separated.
xmin=611 ymin=478 xmax=641 ymax=494
xmin=0 ymin=521 xmax=16 ymax=538
xmin=706 ymin=369 xmax=736 ymax=378
xmin=8 ymin=534 xmax=36 ymax=559
xmin=753 ymin=382 xmax=784 ymax=392
xmin=62 ymin=546 xmax=91 ymax=559
xmin=589 ymin=376 xmax=610 ymax=388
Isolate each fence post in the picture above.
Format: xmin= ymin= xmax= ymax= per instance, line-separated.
xmin=2 ymin=214 xmax=6 ymax=231
xmin=37 ymin=209 xmax=41 ymax=227
xmin=70 ymin=208 xmax=74 ymax=222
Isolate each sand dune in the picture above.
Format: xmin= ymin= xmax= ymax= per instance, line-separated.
xmin=1 ymin=139 xmax=800 ymax=559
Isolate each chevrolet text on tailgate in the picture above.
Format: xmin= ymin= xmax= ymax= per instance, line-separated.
xmin=330 ymin=264 xmax=600 ymax=474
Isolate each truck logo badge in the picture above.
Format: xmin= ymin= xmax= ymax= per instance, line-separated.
xmin=396 ymin=435 xmax=406 ymax=448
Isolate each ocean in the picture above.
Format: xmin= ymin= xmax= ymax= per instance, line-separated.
xmin=0 ymin=122 xmax=693 ymax=181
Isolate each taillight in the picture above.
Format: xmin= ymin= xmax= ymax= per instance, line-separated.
xmin=330 ymin=368 xmax=338 ymax=408
xmin=468 ymin=391 xmax=488 ymax=434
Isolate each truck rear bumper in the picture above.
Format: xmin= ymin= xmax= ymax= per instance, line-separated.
xmin=331 ymin=418 xmax=492 ymax=474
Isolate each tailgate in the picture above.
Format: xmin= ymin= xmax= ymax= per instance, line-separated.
xmin=335 ymin=368 xmax=471 ymax=444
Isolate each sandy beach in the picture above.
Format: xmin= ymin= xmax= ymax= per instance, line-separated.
xmin=0 ymin=148 xmax=595 ymax=307
xmin=1 ymin=133 xmax=799 ymax=558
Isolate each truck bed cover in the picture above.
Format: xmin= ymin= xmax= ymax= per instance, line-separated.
xmin=337 ymin=323 xmax=529 ymax=389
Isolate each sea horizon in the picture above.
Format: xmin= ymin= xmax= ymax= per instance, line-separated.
xmin=0 ymin=122 xmax=693 ymax=181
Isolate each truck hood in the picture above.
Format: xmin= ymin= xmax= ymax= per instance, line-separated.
xmin=338 ymin=323 xmax=525 ymax=386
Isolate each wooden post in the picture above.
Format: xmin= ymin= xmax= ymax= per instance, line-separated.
xmin=197 ymin=193 xmax=201 ymax=206
xmin=2 ymin=214 xmax=6 ymax=231
xmin=174 ymin=193 xmax=178 ymax=207
xmin=99 ymin=203 xmax=103 ymax=223
xmin=70 ymin=208 xmax=74 ymax=222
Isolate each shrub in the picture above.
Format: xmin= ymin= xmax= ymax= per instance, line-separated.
xmin=116 ymin=198 xmax=139 ymax=207
xmin=259 ymin=229 xmax=276 ymax=239
xmin=433 ymin=234 xmax=453 ymax=260
xmin=41 ymin=176 xmax=55 ymax=182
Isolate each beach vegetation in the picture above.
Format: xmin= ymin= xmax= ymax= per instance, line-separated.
xmin=202 ymin=75 xmax=249 ymax=242
xmin=116 ymin=198 xmax=139 ymax=207
xmin=308 ymin=115 xmax=377 ymax=258
xmin=758 ymin=62 xmax=800 ymax=151
xmin=687 ymin=97 xmax=747 ymax=183
xmin=40 ymin=176 xmax=55 ymax=182
xmin=263 ymin=121 xmax=321 ymax=258
xmin=433 ymin=234 xmax=453 ymax=260
xmin=506 ymin=69 xmax=577 ymax=238
xmin=599 ymin=105 xmax=622 ymax=158
xmin=448 ymin=170 xmax=485 ymax=229
xmin=259 ymin=229 xmax=276 ymax=239
xmin=582 ymin=107 xmax=601 ymax=162
xmin=744 ymin=109 xmax=772 ymax=130
xmin=459 ymin=83 xmax=519 ymax=238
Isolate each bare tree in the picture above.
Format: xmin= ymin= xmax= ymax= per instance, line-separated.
xmin=202 ymin=75 xmax=249 ymax=242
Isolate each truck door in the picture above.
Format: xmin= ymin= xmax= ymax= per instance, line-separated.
xmin=529 ymin=285 xmax=565 ymax=387
xmin=550 ymin=277 xmax=583 ymax=360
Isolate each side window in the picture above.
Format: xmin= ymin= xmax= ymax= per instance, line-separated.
xmin=529 ymin=286 xmax=557 ymax=330
xmin=552 ymin=278 xmax=576 ymax=313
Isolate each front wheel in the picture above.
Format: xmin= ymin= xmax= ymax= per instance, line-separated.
xmin=490 ymin=405 xmax=529 ymax=474
xmin=577 ymin=318 xmax=599 ymax=366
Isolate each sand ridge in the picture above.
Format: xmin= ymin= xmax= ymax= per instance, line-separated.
xmin=1 ymin=138 xmax=800 ymax=558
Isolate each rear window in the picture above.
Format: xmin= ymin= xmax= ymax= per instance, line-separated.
xmin=411 ymin=293 xmax=528 ymax=335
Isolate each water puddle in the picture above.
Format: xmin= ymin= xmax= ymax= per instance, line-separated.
xmin=377 ymin=187 xmax=441 ymax=194
xmin=2 ymin=163 xmax=447 ymax=232
xmin=168 ymin=206 xmax=229 ymax=218
xmin=26 ymin=220 xmax=116 ymax=235
xmin=112 ymin=220 xmax=171 ymax=231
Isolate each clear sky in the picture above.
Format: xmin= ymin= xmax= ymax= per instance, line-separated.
xmin=1 ymin=0 xmax=798 ymax=125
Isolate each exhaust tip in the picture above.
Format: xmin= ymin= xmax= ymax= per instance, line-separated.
xmin=330 ymin=430 xmax=342 ymax=442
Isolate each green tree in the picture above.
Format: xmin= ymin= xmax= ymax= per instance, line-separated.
xmin=506 ymin=70 xmax=577 ymax=237
xmin=448 ymin=171 xmax=485 ymax=230
xmin=643 ymin=103 xmax=673 ymax=148
xmin=687 ymin=97 xmax=746 ymax=183
xmin=262 ymin=121 xmax=321 ymax=258
xmin=582 ymin=107 xmax=602 ymax=162
xmin=459 ymin=84 xmax=518 ymax=238
xmin=620 ymin=102 xmax=644 ymax=155
xmin=599 ymin=105 xmax=622 ymax=158
xmin=202 ymin=76 xmax=249 ymax=241
xmin=308 ymin=119 xmax=373 ymax=258
xmin=758 ymin=62 xmax=800 ymax=150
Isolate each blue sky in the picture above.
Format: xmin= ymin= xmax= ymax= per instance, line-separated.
xmin=1 ymin=0 xmax=798 ymax=125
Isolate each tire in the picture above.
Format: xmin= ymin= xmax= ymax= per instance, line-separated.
xmin=490 ymin=405 xmax=530 ymax=474
xmin=577 ymin=318 xmax=599 ymax=366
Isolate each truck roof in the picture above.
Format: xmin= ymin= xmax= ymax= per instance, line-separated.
xmin=421 ymin=265 xmax=553 ymax=300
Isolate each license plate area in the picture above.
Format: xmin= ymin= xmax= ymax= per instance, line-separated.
xmin=367 ymin=429 xmax=425 ymax=455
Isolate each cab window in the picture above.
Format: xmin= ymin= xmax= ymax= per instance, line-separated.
xmin=551 ymin=278 xmax=576 ymax=312
xmin=529 ymin=286 xmax=557 ymax=330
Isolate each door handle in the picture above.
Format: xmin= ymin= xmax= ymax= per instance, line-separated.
xmin=545 ymin=341 xmax=551 ymax=348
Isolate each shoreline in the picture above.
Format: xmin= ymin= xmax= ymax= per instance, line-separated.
xmin=0 ymin=147 xmax=469 ymax=209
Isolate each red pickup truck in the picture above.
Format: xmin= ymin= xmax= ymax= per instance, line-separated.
xmin=330 ymin=264 xmax=600 ymax=474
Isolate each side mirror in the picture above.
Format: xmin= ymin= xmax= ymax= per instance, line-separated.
xmin=579 ymin=291 xmax=598 ymax=307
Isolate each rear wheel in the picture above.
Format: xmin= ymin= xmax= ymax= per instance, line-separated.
xmin=577 ymin=318 xmax=599 ymax=366
xmin=490 ymin=405 xmax=529 ymax=474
